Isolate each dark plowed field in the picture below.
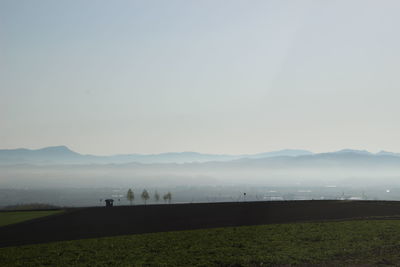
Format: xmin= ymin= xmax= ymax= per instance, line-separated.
xmin=1 ymin=200 xmax=400 ymax=247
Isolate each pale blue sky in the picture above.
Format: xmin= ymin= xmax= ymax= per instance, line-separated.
xmin=1 ymin=0 xmax=400 ymax=155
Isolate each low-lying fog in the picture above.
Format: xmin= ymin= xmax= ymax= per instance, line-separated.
xmin=1 ymin=161 xmax=400 ymax=207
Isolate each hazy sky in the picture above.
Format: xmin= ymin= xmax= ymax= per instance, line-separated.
xmin=1 ymin=0 xmax=400 ymax=155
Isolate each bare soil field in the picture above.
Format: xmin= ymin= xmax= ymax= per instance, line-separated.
xmin=1 ymin=200 xmax=400 ymax=248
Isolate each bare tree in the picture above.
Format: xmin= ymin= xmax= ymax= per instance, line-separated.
xmin=127 ymin=188 xmax=134 ymax=205
xmin=167 ymin=192 xmax=172 ymax=204
xmin=141 ymin=189 xmax=150 ymax=205
xmin=154 ymin=191 xmax=160 ymax=203
xmin=163 ymin=192 xmax=172 ymax=204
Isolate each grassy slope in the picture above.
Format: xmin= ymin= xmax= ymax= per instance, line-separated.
xmin=2 ymin=220 xmax=400 ymax=266
xmin=0 ymin=210 xmax=63 ymax=227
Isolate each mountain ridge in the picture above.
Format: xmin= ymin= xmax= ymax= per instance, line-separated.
xmin=0 ymin=146 xmax=312 ymax=165
xmin=1 ymin=146 xmax=399 ymax=165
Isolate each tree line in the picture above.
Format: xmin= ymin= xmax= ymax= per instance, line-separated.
xmin=126 ymin=189 xmax=172 ymax=205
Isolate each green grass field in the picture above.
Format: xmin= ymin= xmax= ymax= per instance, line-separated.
xmin=2 ymin=220 xmax=400 ymax=266
xmin=0 ymin=210 xmax=63 ymax=227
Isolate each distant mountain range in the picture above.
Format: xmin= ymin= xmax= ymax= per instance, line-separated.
xmin=0 ymin=146 xmax=312 ymax=165
xmin=0 ymin=146 xmax=400 ymax=166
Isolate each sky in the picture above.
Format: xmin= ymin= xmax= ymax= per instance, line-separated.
xmin=1 ymin=0 xmax=400 ymax=155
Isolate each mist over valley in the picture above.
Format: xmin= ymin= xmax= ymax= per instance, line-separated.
xmin=2 ymin=146 xmax=400 ymax=207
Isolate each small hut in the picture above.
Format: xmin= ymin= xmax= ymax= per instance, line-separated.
xmin=105 ymin=199 xmax=114 ymax=208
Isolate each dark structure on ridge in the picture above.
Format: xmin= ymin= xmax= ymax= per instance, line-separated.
xmin=105 ymin=199 xmax=114 ymax=208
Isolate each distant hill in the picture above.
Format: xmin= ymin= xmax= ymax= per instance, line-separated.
xmin=215 ymin=150 xmax=400 ymax=170
xmin=0 ymin=146 xmax=81 ymax=164
xmin=2 ymin=146 xmax=400 ymax=167
xmin=244 ymin=149 xmax=313 ymax=159
xmin=2 ymin=147 xmax=400 ymax=189
xmin=0 ymin=146 xmax=313 ymax=165
xmin=376 ymin=151 xmax=400 ymax=157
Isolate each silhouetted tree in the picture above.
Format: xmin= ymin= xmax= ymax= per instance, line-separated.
xmin=127 ymin=189 xmax=134 ymax=205
xmin=154 ymin=191 xmax=160 ymax=203
xmin=141 ymin=189 xmax=150 ymax=205
xmin=163 ymin=192 xmax=172 ymax=204
xmin=167 ymin=192 xmax=172 ymax=203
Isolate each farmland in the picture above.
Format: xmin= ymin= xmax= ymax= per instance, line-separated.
xmin=2 ymin=201 xmax=400 ymax=266
xmin=3 ymin=200 xmax=400 ymax=247
xmin=2 ymin=220 xmax=400 ymax=266
xmin=0 ymin=210 xmax=63 ymax=227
